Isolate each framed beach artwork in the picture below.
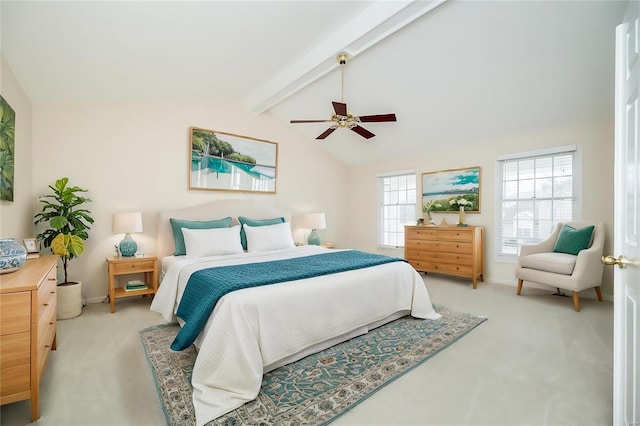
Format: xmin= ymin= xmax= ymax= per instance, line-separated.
xmin=189 ymin=127 xmax=278 ymax=194
xmin=0 ymin=96 xmax=16 ymax=202
xmin=421 ymin=166 xmax=481 ymax=213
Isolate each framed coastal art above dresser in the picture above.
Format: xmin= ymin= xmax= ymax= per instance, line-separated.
xmin=189 ymin=127 xmax=278 ymax=194
xmin=421 ymin=166 xmax=481 ymax=214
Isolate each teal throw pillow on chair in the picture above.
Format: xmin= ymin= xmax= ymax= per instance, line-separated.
xmin=552 ymin=224 xmax=595 ymax=256
xmin=238 ymin=216 xmax=284 ymax=250
xmin=170 ymin=217 xmax=232 ymax=256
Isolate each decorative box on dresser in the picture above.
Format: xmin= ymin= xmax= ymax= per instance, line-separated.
xmin=0 ymin=255 xmax=58 ymax=421
xmin=404 ymin=226 xmax=484 ymax=288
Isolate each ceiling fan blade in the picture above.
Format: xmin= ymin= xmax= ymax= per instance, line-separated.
xmin=332 ymin=101 xmax=348 ymax=116
xmin=358 ymin=113 xmax=397 ymax=123
xmin=351 ymin=125 xmax=375 ymax=139
xmin=316 ymin=128 xmax=336 ymax=139
xmin=290 ymin=119 xmax=331 ymax=123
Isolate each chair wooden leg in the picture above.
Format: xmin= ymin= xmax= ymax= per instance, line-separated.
xmin=572 ymin=291 xmax=580 ymax=312
xmin=595 ymin=286 xmax=604 ymax=302
xmin=517 ymin=279 xmax=523 ymax=295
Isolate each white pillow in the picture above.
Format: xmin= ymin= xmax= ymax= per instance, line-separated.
xmin=182 ymin=225 xmax=244 ymax=258
xmin=243 ymin=221 xmax=295 ymax=252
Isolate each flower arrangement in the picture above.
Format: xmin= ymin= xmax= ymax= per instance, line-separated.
xmin=449 ymin=197 xmax=472 ymax=209
xmin=422 ymin=199 xmax=442 ymax=213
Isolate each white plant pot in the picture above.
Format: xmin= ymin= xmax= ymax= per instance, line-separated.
xmin=57 ymin=281 xmax=82 ymax=320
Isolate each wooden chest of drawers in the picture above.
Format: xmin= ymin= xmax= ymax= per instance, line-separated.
xmin=0 ymin=255 xmax=58 ymax=421
xmin=404 ymin=226 xmax=484 ymax=288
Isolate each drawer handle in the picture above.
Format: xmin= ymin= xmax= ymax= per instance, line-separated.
xmin=51 ymin=291 xmax=56 ymax=294
xmin=43 ymin=303 xmax=49 ymax=307
xmin=48 ymin=278 xmax=56 ymax=281
xmin=49 ymin=322 xmax=54 ymax=325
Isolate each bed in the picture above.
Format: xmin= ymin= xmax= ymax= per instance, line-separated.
xmin=150 ymin=200 xmax=441 ymax=426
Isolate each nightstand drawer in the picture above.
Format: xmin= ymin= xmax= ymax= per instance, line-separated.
xmin=112 ymin=260 xmax=155 ymax=274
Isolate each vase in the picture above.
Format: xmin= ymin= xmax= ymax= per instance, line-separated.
xmin=0 ymin=238 xmax=27 ymax=274
xmin=457 ymin=206 xmax=468 ymax=227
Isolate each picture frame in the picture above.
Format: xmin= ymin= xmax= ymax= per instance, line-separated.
xmin=421 ymin=166 xmax=481 ymax=213
xmin=23 ymin=238 xmax=38 ymax=253
xmin=189 ymin=127 xmax=278 ymax=194
xmin=0 ymin=96 xmax=16 ymax=202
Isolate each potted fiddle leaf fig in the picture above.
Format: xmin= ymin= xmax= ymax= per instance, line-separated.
xmin=34 ymin=177 xmax=94 ymax=319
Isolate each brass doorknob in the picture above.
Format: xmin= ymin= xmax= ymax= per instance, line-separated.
xmin=601 ymin=255 xmax=634 ymax=268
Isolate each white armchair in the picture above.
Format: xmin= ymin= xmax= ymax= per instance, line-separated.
xmin=515 ymin=221 xmax=605 ymax=311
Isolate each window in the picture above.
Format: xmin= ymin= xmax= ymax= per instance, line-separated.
xmin=496 ymin=145 xmax=580 ymax=257
xmin=377 ymin=171 xmax=417 ymax=247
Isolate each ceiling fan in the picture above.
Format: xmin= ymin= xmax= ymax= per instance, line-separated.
xmin=290 ymin=53 xmax=397 ymax=140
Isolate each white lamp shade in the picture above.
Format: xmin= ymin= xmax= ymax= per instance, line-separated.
xmin=113 ymin=212 xmax=143 ymax=234
xmin=304 ymin=213 xmax=326 ymax=230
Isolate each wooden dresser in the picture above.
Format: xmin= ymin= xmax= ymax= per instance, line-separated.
xmin=404 ymin=226 xmax=484 ymax=288
xmin=0 ymin=255 xmax=58 ymax=421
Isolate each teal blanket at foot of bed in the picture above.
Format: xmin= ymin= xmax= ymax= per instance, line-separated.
xmin=171 ymin=250 xmax=407 ymax=350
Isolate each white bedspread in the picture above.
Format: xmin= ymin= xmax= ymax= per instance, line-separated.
xmin=150 ymin=246 xmax=440 ymax=426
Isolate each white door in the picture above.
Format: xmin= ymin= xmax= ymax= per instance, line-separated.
xmin=610 ymin=2 xmax=640 ymax=424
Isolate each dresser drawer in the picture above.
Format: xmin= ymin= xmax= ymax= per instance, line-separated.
xmin=437 ymin=229 xmax=473 ymax=242
xmin=37 ymin=302 xmax=56 ymax=349
xmin=112 ymin=259 xmax=155 ymax=274
xmin=36 ymin=311 xmax=56 ymax=377
xmin=36 ymin=275 xmax=57 ymax=322
xmin=406 ymin=250 xmax=473 ymax=266
xmin=0 ymin=332 xmax=30 ymax=369
xmin=0 ymin=292 xmax=31 ymax=335
xmin=433 ymin=241 xmax=473 ymax=254
xmin=407 ymin=240 xmax=473 ymax=254
xmin=0 ymin=364 xmax=30 ymax=399
xmin=406 ymin=228 xmax=437 ymax=240
xmin=409 ymin=260 xmax=473 ymax=276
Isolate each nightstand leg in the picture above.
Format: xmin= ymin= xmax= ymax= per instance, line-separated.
xmin=108 ymin=268 xmax=115 ymax=313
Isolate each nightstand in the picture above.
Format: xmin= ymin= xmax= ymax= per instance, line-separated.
xmin=106 ymin=256 xmax=158 ymax=313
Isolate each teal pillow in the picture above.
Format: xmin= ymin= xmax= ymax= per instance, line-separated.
xmin=238 ymin=216 xmax=284 ymax=250
xmin=552 ymin=224 xmax=595 ymax=255
xmin=170 ymin=217 xmax=232 ymax=256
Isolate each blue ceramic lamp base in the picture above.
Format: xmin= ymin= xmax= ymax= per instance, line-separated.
xmin=308 ymin=229 xmax=321 ymax=245
xmin=119 ymin=233 xmax=138 ymax=257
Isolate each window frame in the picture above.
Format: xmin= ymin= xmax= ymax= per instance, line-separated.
xmin=377 ymin=170 xmax=417 ymax=248
xmin=495 ymin=145 xmax=582 ymax=261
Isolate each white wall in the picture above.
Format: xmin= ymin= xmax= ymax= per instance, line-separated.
xmin=31 ymin=100 xmax=348 ymax=301
xmin=346 ymin=118 xmax=615 ymax=296
xmin=0 ymin=55 xmax=33 ymax=241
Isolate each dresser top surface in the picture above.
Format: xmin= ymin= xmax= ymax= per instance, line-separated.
xmin=0 ymin=255 xmax=58 ymax=293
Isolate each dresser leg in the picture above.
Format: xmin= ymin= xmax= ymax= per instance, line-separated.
xmin=30 ymin=389 xmax=39 ymax=421
xmin=52 ymin=332 xmax=57 ymax=350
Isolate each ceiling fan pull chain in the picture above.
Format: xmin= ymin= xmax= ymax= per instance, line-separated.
xmin=341 ymin=61 xmax=345 ymax=102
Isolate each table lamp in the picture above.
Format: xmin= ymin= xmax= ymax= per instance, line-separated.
xmin=304 ymin=213 xmax=326 ymax=245
xmin=113 ymin=212 xmax=143 ymax=257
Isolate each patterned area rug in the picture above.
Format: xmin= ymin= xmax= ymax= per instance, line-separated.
xmin=140 ymin=305 xmax=486 ymax=425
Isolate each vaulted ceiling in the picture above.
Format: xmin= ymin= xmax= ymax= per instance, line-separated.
xmin=0 ymin=1 xmax=627 ymax=166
